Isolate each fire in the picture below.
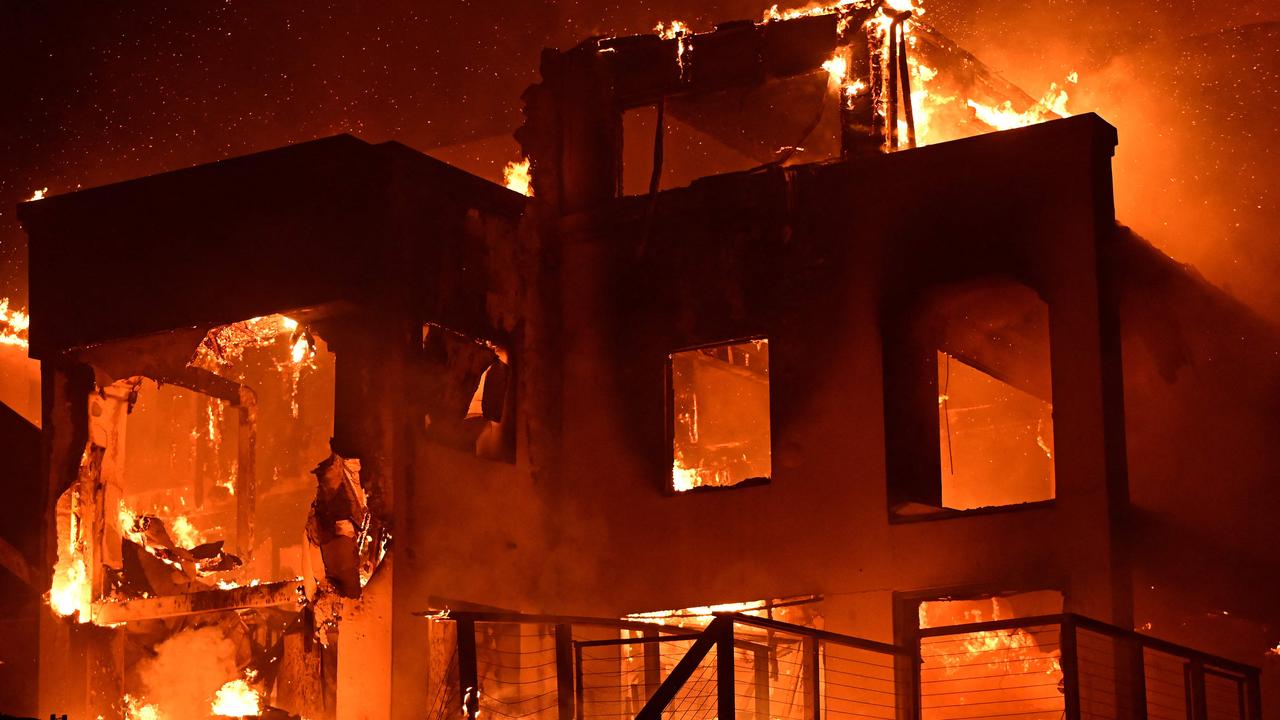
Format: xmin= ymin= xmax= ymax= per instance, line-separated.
xmin=170 ymin=514 xmax=203 ymax=548
xmin=49 ymin=481 xmax=92 ymax=623
xmin=290 ymin=334 xmax=310 ymax=364
xmin=193 ymin=314 xmax=311 ymax=372
xmin=760 ymin=0 xmax=1080 ymax=150
xmin=653 ymin=19 xmax=689 ymax=40
xmin=965 ymin=74 xmax=1077 ymax=131
xmin=28 ymin=187 xmax=47 ymax=201
xmin=0 ymin=297 xmax=31 ymax=349
xmin=210 ymin=676 xmax=262 ymax=717
xmin=48 ymin=555 xmax=89 ymax=621
xmin=502 ymin=157 xmax=533 ymax=197
xmin=672 ymin=459 xmax=700 ymax=492
xmin=123 ymin=694 xmax=164 ymax=720
xmin=822 ymin=51 xmax=848 ymax=86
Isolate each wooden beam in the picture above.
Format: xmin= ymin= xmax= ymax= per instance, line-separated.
xmin=91 ymin=579 xmax=303 ymax=625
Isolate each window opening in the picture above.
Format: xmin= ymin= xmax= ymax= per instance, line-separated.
xmin=918 ymin=591 xmax=1066 ymax=720
xmin=937 ymin=350 xmax=1055 ymax=510
xmin=669 ymin=338 xmax=771 ymax=492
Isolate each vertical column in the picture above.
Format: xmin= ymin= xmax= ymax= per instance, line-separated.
xmin=556 ymin=624 xmax=575 ymax=720
xmin=717 ymin=621 xmax=736 ymax=720
xmin=457 ymin=618 xmax=479 ymax=720
xmin=1061 ymin=618 xmax=1082 ymax=720
xmin=806 ymin=637 xmax=822 ymax=720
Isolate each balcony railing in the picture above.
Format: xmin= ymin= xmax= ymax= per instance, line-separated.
xmin=419 ymin=610 xmax=1261 ymax=720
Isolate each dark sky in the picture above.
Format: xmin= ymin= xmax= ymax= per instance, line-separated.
xmin=3 ymin=0 xmax=1278 ymax=317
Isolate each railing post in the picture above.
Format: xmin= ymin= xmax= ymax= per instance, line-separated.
xmin=574 ymin=642 xmax=586 ymax=720
xmin=645 ymin=628 xmax=662 ymax=704
xmin=717 ymin=618 xmax=736 ymax=720
xmin=457 ymin=617 xmax=479 ymax=720
xmin=1187 ymin=661 xmax=1208 ymax=720
xmin=1061 ymin=617 xmax=1081 ymax=720
xmin=556 ymin=624 xmax=575 ymax=720
xmin=1128 ymin=637 xmax=1148 ymax=720
xmin=1245 ymin=669 xmax=1263 ymax=720
xmin=805 ymin=636 xmax=821 ymax=720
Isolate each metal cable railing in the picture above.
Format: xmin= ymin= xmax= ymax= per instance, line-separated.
xmin=419 ymin=609 xmax=1260 ymax=720
xmin=915 ymin=614 xmax=1262 ymax=720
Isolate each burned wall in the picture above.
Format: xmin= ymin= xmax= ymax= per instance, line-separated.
xmin=1109 ymin=226 xmax=1280 ymax=703
xmin=521 ymin=115 xmax=1127 ymax=637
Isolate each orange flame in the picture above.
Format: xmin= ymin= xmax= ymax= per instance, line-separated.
xmin=210 ymin=675 xmax=262 ymax=717
xmin=123 ymin=694 xmax=164 ymax=720
xmin=28 ymin=187 xmax=47 ymax=201
xmin=0 ymin=298 xmax=30 ymax=350
xmin=503 ymin=157 xmax=533 ymax=197
xmin=49 ymin=480 xmax=91 ymax=623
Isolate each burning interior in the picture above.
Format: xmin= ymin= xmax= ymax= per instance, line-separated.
xmin=4 ymin=0 xmax=1279 ymax=718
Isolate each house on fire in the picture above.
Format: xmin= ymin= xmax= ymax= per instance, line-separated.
xmin=6 ymin=4 xmax=1280 ymax=720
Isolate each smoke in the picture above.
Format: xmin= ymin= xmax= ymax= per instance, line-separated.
xmin=922 ymin=0 xmax=1280 ymax=321
xmin=136 ymin=625 xmax=240 ymax=718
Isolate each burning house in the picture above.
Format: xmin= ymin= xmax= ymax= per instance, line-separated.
xmin=4 ymin=1 xmax=1279 ymax=719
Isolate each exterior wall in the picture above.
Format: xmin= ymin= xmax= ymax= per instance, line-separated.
xmin=1112 ymin=229 xmax=1280 ymax=717
xmin=468 ymin=116 xmax=1130 ymax=643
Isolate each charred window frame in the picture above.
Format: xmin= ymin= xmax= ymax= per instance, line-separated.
xmin=666 ymin=337 xmax=772 ymax=494
xmin=884 ymin=280 xmax=1055 ymax=520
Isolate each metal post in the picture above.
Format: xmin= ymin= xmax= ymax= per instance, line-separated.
xmin=644 ymin=629 xmax=662 ymax=703
xmin=1061 ymin=618 xmax=1082 ymax=720
xmin=574 ymin=643 xmax=586 ymax=720
xmin=806 ymin=637 xmax=821 ymax=720
xmin=457 ymin=618 xmax=479 ymax=719
xmin=1129 ymin=639 xmax=1149 ymax=720
xmin=556 ymin=624 xmax=575 ymax=720
xmin=717 ymin=619 xmax=736 ymax=720
xmin=1245 ymin=669 xmax=1263 ymax=720
xmin=1187 ymin=661 xmax=1208 ymax=720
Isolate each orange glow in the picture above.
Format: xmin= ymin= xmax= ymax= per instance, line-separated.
xmin=28 ymin=187 xmax=47 ymax=201
xmin=169 ymin=515 xmax=203 ymax=549
xmin=653 ymin=19 xmax=689 ymax=40
xmin=503 ymin=157 xmax=533 ymax=197
xmin=964 ymin=75 xmax=1076 ymax=131
xmin=756 ymin=0 xmax=1080 ymax=150
xmin=0 ymin=298 xmax=30 ymax=350
xmin=210 ymin=676 xmax=262 ymax=717
xmin=48 ymin=480 xmax=91 ymax=623
xmin=822 ymin=51 xmax=849 ymax=86
xmin=123 ymin=694 xmax=164 ymax=720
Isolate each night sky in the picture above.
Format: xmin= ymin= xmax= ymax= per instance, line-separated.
xmin=4 ymin=0 xmax=1278 ymax=317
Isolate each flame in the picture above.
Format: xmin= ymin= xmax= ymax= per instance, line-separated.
xmin=822 ymin=52 xmax=848 ymax=85
xmin=192 ymin=314 xmax=310 ymax=372
xmin=0 ymin=298 xmax=31 ymax=350
xmin=672 ymin=459 xmax=700 ymax=492
xmin=28 ymin=187 xmax=47 ymax=201
xmin=169 ymin=515 xmax=203 ymax=549
xmin=502 ymin=157 xmax=533 ymax=197
xmin=964 ymin=74 xmax=1076 ymax=131
xmin=757 ymin=0 xmax=1079 ymax=150
xmin=653 ymin=19 xmax=689 ymax=40
xmin=49 ymin=481 xmax=91 ymax=623
xmin=123 ymin=694 xmax=164 ymax=720
xmin=210 ymin=676 xmax=262 ymax=717
xmin=49 ymin=555 xmax=89 ymax=621
xmin=290 ymin=334 xmax=310 ymax=364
